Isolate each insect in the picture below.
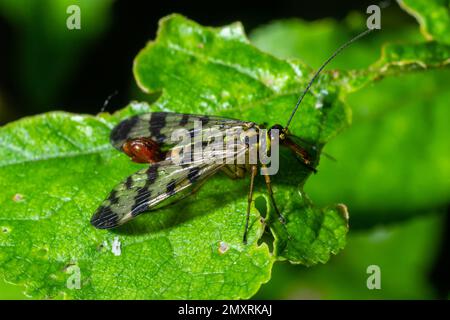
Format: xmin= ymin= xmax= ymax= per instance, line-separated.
xmin=91 ymin=28 xmax=373 ymax=243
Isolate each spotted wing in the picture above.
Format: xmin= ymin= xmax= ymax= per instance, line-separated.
xmin=110 ymin=111 xmax=254 ymax=150
xmin=91 ymin=139 xmax=249 ymax=229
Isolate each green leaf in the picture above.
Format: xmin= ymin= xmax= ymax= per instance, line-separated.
xmin=0 ymin=105 xmax=272 ymax=299
xmin=348 ymin=41 xmax=450 ymax=91
xmin=0 ymin=279 xmax=29 ymax=299
xmin=269 ymin=199 xmax=349 ymax=266
xmin=398 ymin=0 xmax=450 ymax=44
xmin=0 ymin=14 xmax=352 ymax=299
xmin=133 ymin=13 xmax=351 ymax=264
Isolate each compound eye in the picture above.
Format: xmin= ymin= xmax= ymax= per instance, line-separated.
xmin=268 ymin=124 xmax=284 ymax=139
xmin=270 ymin=124 xmax=284 ymax=131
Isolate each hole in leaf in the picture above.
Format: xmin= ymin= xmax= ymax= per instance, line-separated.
xmin=258 ymin=229 xmax=274 ymax=252
xmin=254 ymin=195 xmax=267 ymax=219
xmin=36 ymin=247 xmax=48 ymax=257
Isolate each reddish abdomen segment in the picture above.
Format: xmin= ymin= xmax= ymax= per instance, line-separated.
xmin=122 ymin=137 xmax=163 ymax=164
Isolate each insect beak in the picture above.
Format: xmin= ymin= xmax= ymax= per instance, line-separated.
xmin=283 ymin=137 xmax=317 ymax=174
xmin=293 ymin=154 xmax=317 ymax=174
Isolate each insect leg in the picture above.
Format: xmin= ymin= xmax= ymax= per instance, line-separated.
xmin=243 ymin=164 xmax=257 ymax=244
xmin=259 ymin=164 xmax=285 ymax=223
xmin=262 ymin=172 xmax=285 ymax=224
xmin=261 ymin=165 xmax=292 ymax=240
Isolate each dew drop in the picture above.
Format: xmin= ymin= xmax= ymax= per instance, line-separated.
xmin=12 ymin=193 xmax=24 ymax=202
xmin=111 ymin=237 xmax=121 ymax=256
xmin=218 ymin=241 xmax=229 ymax=254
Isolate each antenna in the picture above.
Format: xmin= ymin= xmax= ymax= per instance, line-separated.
xmin=100 ymin=90 xmax=119 ymax=113
xmin=284 ymin=28 xmax=374 ymax=131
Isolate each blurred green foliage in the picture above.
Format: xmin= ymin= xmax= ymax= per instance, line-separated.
xmin=398 ymin=0 xmax=450 ymax=44
xmin=255 ymin=213 xmax=443 ymax=299
xmin=0 ymin=0 xmax=113 ymax=113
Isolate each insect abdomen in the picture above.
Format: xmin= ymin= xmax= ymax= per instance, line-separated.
xmin=122 ymin=137 xmax=164 ymax=164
